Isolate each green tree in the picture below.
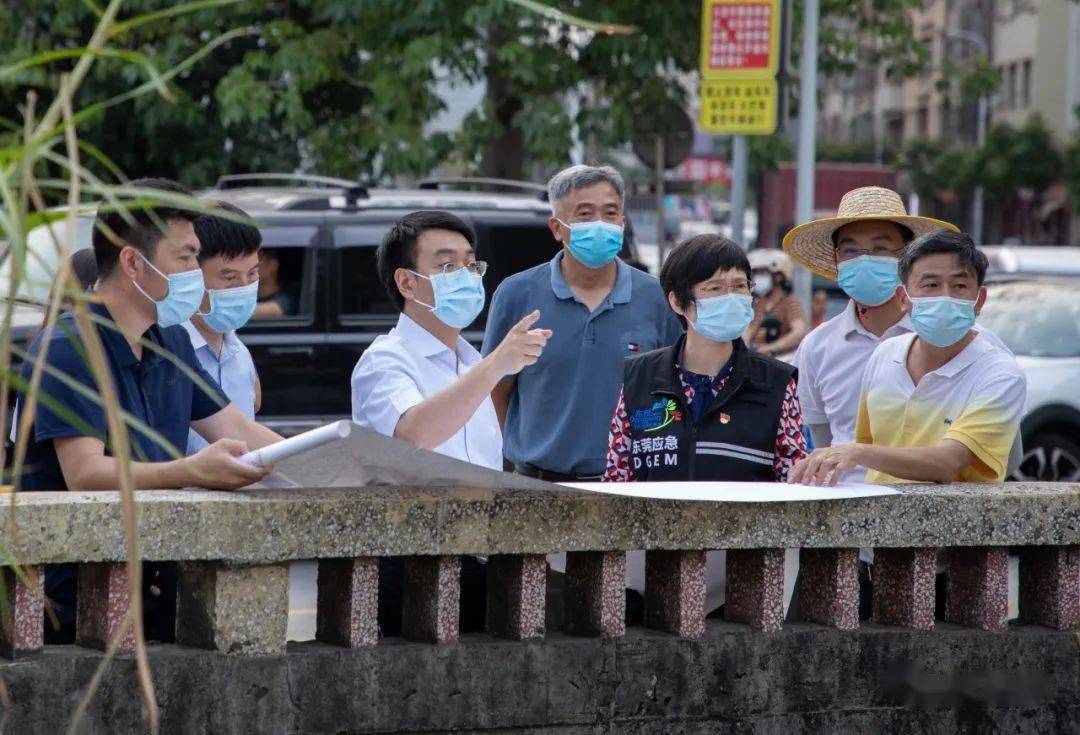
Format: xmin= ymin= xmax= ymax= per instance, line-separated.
xmin=979 ymin=115 xmax=1062 ymax=205
xmin=1064 ymin=130 xmax=1080 ymax=212
xmin=2 ymin=0 xmax=932 ymax=186
xmin=896 ymin=138 xmax=979 ymax=202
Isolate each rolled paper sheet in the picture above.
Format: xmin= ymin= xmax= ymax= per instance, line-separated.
xmin=240 ymin=420 xmax=353 ymax=466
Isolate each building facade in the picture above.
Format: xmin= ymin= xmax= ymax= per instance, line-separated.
xmin=818 ymin=0 xmax=1080 ymax=150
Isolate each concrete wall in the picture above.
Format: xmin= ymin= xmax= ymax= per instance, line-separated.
xmin=8 ymin=625 xmax=1080 ymax=734
xmin=3 ymin=432 xmax=1079 ymax=733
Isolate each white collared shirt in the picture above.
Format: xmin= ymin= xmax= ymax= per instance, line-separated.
xmin=182 ymin=321 xmax=258 ymax=454
xmin=350 ymin=313 xmax=503 ymax=471
xmin=796 ymin=301 xmax=913 ymax=453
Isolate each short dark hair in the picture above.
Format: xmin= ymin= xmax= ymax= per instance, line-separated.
xmin=70 ymin=249 xmax=99 ymax=291
xmin=92 ymin=177 xmax=197 ymax=277
xmin=899 ymin=230 xmax=987 ymax=286
xmin=377 ymin=210 xmax=477 ymax=311
xmin=661 ymin=234 xmax=751 ymax=327
xmin=193 ymin=201 xmax=262 ymax=263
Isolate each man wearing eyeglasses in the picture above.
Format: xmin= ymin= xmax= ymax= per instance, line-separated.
xmin=351 ymin=209 xmax=553 ymax=636
xmin=351 ymin=209 xmax=551 ymax=470
xmin=782 ymin=187 xmax=959 ymax=480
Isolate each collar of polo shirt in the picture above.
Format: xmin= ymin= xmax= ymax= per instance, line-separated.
xmin=548 ymin=251 xmax=633 ymax=305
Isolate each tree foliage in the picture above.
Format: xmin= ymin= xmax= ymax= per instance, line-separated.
xmin=1064 ymin=131 xmax=1080 ymax=211
xmin=979 ymin=115 xmax=1062 ymax=201
xmin=899 ymin=114 xmax=1063 ymax=206
xmin=2 ymin=0 xmax=931 ymax=186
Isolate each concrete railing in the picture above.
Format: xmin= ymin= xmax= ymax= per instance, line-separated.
xmin=2 ymin=480 xmax=1080 ymax=657
xmin=2 ymin=431 xmax=1079 ymax=732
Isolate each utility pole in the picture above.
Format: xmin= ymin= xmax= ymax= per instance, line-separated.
xmin=655 ymin=135 xmax=666 ymax=262
xmin=730 ymin=135 xmax=749 ymax=247
xmin=793 ymin=0 xmax=819 ymax=313
xmin=946 ymin=29 xmax=989 ymax=245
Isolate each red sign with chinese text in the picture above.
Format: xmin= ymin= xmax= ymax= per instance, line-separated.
xmin=707 ymin=3 xmax=774 ymax=72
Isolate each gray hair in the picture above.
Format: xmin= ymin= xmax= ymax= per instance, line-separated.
xmin=546 ymin=165 xmax=625 ymax=215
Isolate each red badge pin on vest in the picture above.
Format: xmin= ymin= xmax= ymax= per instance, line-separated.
xmin=720 ymin=412 xmax=731 ymax=424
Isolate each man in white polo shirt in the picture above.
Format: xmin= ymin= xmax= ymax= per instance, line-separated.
xmin=783 ymin=187 xmax=957 ymax=478
xmin=789 ymin=230 xmax=1026 ymax=485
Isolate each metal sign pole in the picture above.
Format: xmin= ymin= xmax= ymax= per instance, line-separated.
xmin=730 ymin=135 xmax=749 ymax=248
xmin=655 ymin=135 xmax=666 ymax=262
xmin=793 ymin=0 xmax=819 ymax=312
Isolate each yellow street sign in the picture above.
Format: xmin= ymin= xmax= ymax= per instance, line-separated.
xmin=699 ymin=79 xmax=778 ymax=134
xmin=700 ymin=0 xmax=782 ymax=80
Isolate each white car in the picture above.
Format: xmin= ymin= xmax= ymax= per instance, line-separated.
xmin=979 ymin=278 xmax=1080 ymax=482
xmin=981 ymin=245 xmax=1080 ymax=278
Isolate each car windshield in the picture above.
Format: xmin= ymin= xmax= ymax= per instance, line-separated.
xmin=0 ymin=217 xmax=94 ymax=304
xmin=979 ymin=283 xmax=1080 ymax=358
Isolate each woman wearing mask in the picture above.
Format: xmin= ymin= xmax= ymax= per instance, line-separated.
xmin=604 ymin=234 xmax=806 ymax=484
xmin=603 ymin=234 xmax=808 ymax=616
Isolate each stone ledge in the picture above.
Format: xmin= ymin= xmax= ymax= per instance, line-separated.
xmin=3 ymin=624 xmax=1079 ymax=734
xmin=2 ymin=481 xmax=1080 ymax=564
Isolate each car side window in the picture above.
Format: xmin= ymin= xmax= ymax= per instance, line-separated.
xmin=473 ymin=222 xmax=561 ymax=326
xmin=339 ymin=245 xmax=396 ymax=318
xmin=249 ymin=245 xmax=313 ymax=323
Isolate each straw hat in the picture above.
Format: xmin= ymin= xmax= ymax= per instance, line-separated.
xmin=781 ymin=186 xmax=958 ymax=280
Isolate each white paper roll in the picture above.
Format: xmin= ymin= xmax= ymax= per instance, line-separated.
xmin=240 ymin=420 xmax=353 ymax=466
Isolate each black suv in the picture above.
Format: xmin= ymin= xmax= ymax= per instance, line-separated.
xmin=205 ymin=175 xmax=641 ymax=434
xmin=7 ymin=174 xmax=642 ymax=435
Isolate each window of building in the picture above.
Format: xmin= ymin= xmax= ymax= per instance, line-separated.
xmin=916 ymin=105 xmax=929 ymax=138
xmin=885 ymin=113 xmax=904 ymax=148
xmin=1021 ymin=59 xmax=1032 ymax=108
xmin=1007 ymin=63 xmax=1018 ymax=109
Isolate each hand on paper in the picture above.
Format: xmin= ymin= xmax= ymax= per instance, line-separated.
xmin=489 ymin=310 xmax=552 ymax=377
xmin=186 ymin=438 xmax=272 ymax=490
xmin=787 ymin=444 xmax=862 ymax=486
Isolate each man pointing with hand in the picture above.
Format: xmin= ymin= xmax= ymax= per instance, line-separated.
xmin=352 ymin=210 xmax=550 ymax=469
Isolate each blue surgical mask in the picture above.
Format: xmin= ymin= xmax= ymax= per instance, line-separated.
xmin=411 ymin=267 xmax=486 ymax=329
xmin=837 ymin=255 xmax=900 ymax=307
xmin=908 ymin=293 xmax=977 ymax=347
xmin=691 ymin=293 xmax=754 ymax=343
xmin=198 ymin=280 xmax=259 ymax=333
xmin=558 ymin=219 xmax=623 ymax=269
xmin=132 ymin=253 xmax=205 ymax=328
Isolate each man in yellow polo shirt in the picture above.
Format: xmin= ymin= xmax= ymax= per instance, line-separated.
xmin=790 ymin=230 xmax=1026 ymax=485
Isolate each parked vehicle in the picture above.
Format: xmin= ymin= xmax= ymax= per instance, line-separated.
xmin=979 ymin=278 xmax=1080 ymax=482
xmin=5 ymin=175 xmax=642 ymax=435
xmin=981 ymin=245 xmax=1080 ymax=279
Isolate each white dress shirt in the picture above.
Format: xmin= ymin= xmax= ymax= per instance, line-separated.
xmin=182 ymin=322 xmax=258 ymax=455
xmin=350 ymin=313 xmax=503 ymax=471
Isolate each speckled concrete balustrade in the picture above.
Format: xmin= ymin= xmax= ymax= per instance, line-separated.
xmin=1 ymin=432 xmax=1079 ymax=733
xmin=0 ymin=477 xmax=1079 ymax=659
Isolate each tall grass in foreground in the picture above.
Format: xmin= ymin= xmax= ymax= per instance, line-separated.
xmin=1 ymin=2 xmax=249 ymax=731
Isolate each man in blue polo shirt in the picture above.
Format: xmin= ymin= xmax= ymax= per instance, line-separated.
xmin=17 ymin=178 xmax=282 ymax=642
xmin=483 ymin=165 xmax=681 ymax=480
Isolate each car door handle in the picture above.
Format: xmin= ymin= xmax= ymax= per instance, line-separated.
xmin=266 ymin=345 xmax=315 ymax=356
